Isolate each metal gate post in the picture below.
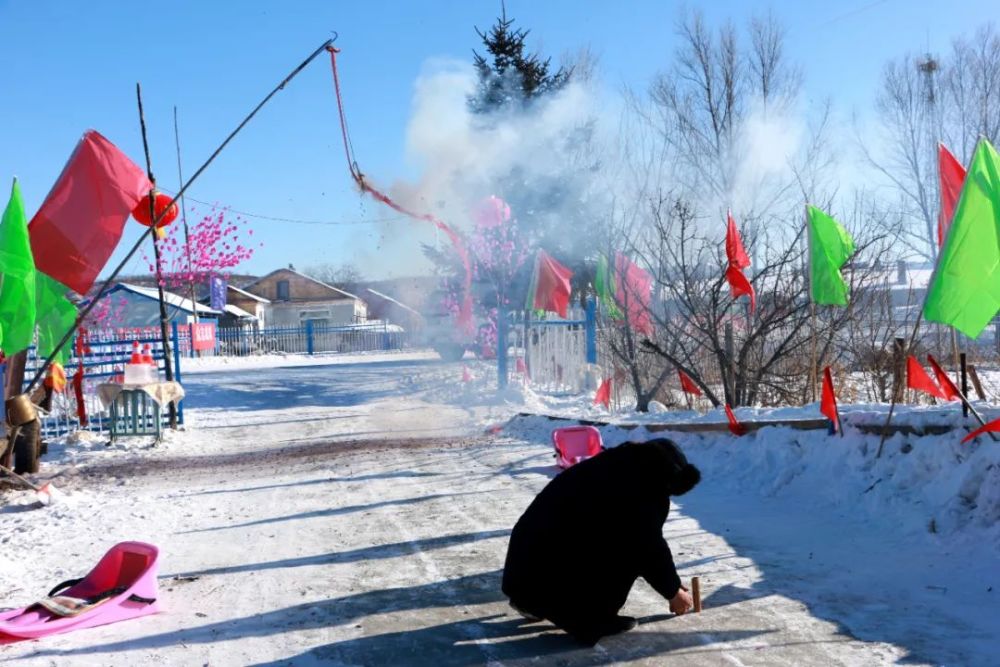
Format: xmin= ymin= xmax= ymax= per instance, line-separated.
xmin=585 ymin=297 xmax=597 ymax=364
xmin=497 ymin=308 xmax=508 ymax=390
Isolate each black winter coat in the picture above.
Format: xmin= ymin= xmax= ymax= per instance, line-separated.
xmin=501 ymin=438 xmax=701 ymax=635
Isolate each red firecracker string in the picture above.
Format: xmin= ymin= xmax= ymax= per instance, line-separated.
xmin=327 ymin=46 xmax=473 ymax=332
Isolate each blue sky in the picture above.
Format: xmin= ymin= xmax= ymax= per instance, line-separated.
xmin=0 ymin=0 xmax=994 ymax=281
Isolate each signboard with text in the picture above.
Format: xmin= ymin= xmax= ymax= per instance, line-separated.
xmin=191 ymin=322 xmax=217 ymax=351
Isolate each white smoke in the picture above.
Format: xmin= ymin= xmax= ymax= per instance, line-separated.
xmin=729 ymin=99 xmax=806 ymax=215
xmin=369 ymin=57 xmax=608 ymax=276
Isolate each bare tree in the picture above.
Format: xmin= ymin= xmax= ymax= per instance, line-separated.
xmin=304 ymin=263 xmax=365 ymax=294
xmin=630 ymin=192 xmax=897 ymax=408
xmin=941 ymin=25 xmax=1000 ymax=162
xmin=864 ymin=23 xmax=1000 ymax=261
xmin=861 ymin=56 xmax=939 ymax=260
xmin=650 ymin=9 xmax=801 ymax=204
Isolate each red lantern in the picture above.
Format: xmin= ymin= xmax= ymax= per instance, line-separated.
xmin=132 ymin=190 xmax=178 ymax=228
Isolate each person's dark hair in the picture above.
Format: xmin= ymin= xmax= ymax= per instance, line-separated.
xmin=645 ymin=438 xmax=702 ymax=496
xmin=670 ymin=462 xmax=701 ymax=496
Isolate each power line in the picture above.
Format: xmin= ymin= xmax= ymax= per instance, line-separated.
xmin=158 ymin=188 xmax=409 ymax=226
xmin=815 ymin=0 xmax=891 ymax=29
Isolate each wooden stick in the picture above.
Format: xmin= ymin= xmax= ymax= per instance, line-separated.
xmin=876 ymin=315 xmax=924 ymax=458
xmin=951 ymin=329 xmax=962 ymax=393
xmin=969 ymin=365 xmax=987 ymax=401
xmin=691 ymin=576 xmax=702 ymax=613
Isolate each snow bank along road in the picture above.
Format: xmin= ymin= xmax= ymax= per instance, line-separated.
xmin=1 ymin=354 xmax=995 ymax=665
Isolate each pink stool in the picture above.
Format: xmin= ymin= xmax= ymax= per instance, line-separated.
xmin=551 ymin=426 xmax=604 ymax=469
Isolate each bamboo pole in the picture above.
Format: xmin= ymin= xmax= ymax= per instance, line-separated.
xmin=173 ymin=106 xmax=200 ymax=357
xmin=806 ymin=205 xmax=818 ymax=403
xmin=23 ymin=38 xmax=335 ymax=395
xmin=136 ymin=83 xmax=179 ymax=429
xmin=951 ymin=329 xmax=962 ymax=392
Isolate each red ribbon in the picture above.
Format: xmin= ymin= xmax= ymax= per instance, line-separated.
xmin=327 ymin=47 xmax=473 ymax=333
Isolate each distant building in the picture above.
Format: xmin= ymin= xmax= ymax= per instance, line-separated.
xmin=363 ymin=288 xmax=424 ymax=331
xmin=88 ymin=283 xmax=222 ymax=328
xmin=240 ymin=268 xmax=367 ymax=328
xmin=213 ymin=285 xmax=270 ymax=328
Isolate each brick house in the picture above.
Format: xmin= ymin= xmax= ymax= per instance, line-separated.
xmin=241 ymin=268 xmax=367 ymax=328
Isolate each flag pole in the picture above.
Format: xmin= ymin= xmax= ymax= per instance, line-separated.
xmin=136 ymin=82 xmax=180 ymax=429
xmin=173 ymin=106 xmax=199 ymax=332
xmin=806 ymin=205 xmax=818 ymax=403
xmin=23 ymin=37 xmax=336 ymax=396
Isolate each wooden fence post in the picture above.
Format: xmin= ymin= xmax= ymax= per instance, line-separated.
xmin=891 ymin=337 xmax=906 ymax=404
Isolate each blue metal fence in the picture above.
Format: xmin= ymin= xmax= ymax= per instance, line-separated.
xmin=212 ymin=322 xmax=407 ymax=357
xmin=13 ymin=327 xmax=183 ymax=439
xmin=500 ymin=299 xmax=598 ymax=391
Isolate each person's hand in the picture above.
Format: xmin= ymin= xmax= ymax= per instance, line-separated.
xmin=670 ymin=586 xmax=693 ymax=615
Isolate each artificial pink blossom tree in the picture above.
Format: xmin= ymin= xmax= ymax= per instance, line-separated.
xmin=433 ymin=196 xmax=531 ymax=355
xmin=142 ymin=207 xmax=261 ymax=315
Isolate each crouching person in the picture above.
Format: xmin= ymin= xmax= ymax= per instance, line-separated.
xmin=501 ymin=438 xmax=701 ymax=646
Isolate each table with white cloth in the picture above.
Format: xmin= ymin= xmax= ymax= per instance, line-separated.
xmin=96 ymin=382 xmax=185 ymax=442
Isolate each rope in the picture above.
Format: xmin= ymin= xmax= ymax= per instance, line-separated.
xmin=326 ymin=46 xmax=474 ymax=332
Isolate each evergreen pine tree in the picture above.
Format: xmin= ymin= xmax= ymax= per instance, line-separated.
xmin=470 ymin=4 xmax=571 ymax=112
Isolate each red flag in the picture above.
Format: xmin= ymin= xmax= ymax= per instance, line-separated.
xmin=724 ymin=211 xmax=755 ymax=312
xmin=725 ymin=265 xmax=756 ymax=312
xmin=906 ymin=355 xmax=947 ymax=399
xmin=962 ymin=416 xmax=1000 ymax=443
xmin=726 ymin=210 xmax=750 ymax=269
xmin=937 ymin=143 xmax=966 ymax=248
xmin=820 ymin=367 xmax=839 ymax=432
xmin=615 ymin=252 xmax=654 ymax=336
xmin=29 ymin=131 xmax=152 ymax=295
xmin=678 ymin=369 xmax=702 ymax=396
xmin=927 ymin=354 xmax=961 ymax=401
xmin=531 ymin=250 xmax=573 ymax=318
xmin=594 ymin=377 xmax=612 ymax=408
xmin=72 ymin=365 xmax=88 ymax=427
xmin=725 ymin=404 xmax=747 ymax=436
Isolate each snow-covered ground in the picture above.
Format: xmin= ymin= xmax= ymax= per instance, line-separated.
xmin=1 ymin=352 xmax=997 ymax=665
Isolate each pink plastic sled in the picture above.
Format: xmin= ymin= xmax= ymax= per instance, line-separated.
xmin=0 ymin=541 xmax=161 ymax=641
xmin=552 ymin=426 xmax=604 ymax=469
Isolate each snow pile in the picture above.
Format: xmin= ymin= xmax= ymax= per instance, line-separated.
xmin=504 ymin=411 xmax=1000 ymax=552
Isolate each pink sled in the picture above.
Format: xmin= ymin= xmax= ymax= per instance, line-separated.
xmin=0 ymin=541 xmax=161 ymax=641
xmin=551 ymin=426 xmax=604 ymax=469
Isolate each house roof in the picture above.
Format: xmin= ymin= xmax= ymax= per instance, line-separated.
xmin=364 ymin=288 xmax=422 ymax=317
xmin=241 ymin=268 xmax=360 ymax=301
xmin=227 ymin=284 xmax=270 ymax=303
xmin=224 ymin=303 xmax=257 ymax=319
xmin=105 ymin=283 xmax=222 ymax=316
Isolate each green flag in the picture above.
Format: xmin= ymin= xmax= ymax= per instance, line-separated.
xmin=924 ymin=139 xmax=1000 ymax=338
xmin=36 ymin=273 xmax=77 ymax=365
xmin=595 ymin=254 xmax=622 ymax=319
xmin=0 ymin=178 xmax=36 ymax=354
xmin=807 ymin=205 xmax=855 ymax=306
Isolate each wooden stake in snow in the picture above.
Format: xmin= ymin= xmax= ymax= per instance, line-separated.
xmin=692 ymin=576 xmax=702 ymax=613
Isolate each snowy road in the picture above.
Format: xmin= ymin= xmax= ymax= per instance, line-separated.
xmin=1 ymin=354 xmax=994 ymax=665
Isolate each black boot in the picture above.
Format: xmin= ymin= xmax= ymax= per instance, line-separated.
xmin=568 ymin=615 xmax=637 ymax=646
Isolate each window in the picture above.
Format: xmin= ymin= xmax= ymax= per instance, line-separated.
xmin=276 ymin=280 xmax=290 ymax=301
